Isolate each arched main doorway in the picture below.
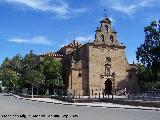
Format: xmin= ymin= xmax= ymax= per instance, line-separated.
xmin=105 ymin=79 xmax=112 ymax=95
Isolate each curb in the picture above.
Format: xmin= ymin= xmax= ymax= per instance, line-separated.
xmin=12 ymin=94 xmax=160 ymax=112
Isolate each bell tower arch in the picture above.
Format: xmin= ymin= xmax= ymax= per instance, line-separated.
xmin=95 ymin=17 xmax=120 ymax=46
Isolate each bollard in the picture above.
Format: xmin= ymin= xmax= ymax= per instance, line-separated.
xmin=76 ymin=90 xmax=77 ymax=99
xmin=72 ymin=90 xmax=75 ymax=99
xmin=79 ymin=94 xmax=80 ymax=99
xmin=99 ymin=92 xmax=100 ymax=99
xmin=88 ymin=89 xmax=90 ymax=98
xmin=114 ymin=89 xmax=116 ymax=95
xmin=92 ymin=89 xmax=93 ymax=96
xmin=127 ymin=94 xmax=129 ymax=100
xmin=103 ymin=92 xmax=104 ymax=98
xmin=112 ymin=94 xmax=113 ymax=99
xmin=74 ymin=90 xmax=75 ymax=96
xmin=62 ymin=90 xmax=63 ymax=97
xmin=132 ymin=94 xmax=134 ymax=100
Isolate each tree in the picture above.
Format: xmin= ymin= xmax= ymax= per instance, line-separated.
xmin=0 ymin=57 xmax=12 ymax=70
xmin=10 ymin=55 xmax=24 ymax=89
xmin=22 ymin=50 xmax=45 ymax=98
xmin=0 ymin=57 xmax=19 ymax=92
xmin=11 ymin=55 xmax=22 ymax=72
xmin=136 ymin=63 xmax=152 ymax=90
xmin=0 ymin=50 xmax=64 ymax=96
xmin=136 ymin=20 xmax=160 ymax=82
xmin=23 ymin=69 xmax=45 ymax=97
xmin=40 ymin=56 xmax=63 ymax=94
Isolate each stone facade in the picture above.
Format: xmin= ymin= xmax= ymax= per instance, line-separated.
xmin=40 ymin=17 xmax=138 ymax=96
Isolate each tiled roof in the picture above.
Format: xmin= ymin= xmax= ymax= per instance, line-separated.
xmin=64 ymin=40 xmax=81 ymax=48
xmin=40 ymin=52 xmax=63 ymax=57
xmin=100 ymin=17 xmax=111 ymax=23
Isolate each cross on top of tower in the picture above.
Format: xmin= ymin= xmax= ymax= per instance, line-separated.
xmin=104 ymin=9 xmax=107 ymax=17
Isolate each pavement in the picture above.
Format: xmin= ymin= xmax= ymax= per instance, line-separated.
xmin=1 ymin=93 xmax=160 ymax=120
xmin=12 ymin=94 xmax=160 ymax=111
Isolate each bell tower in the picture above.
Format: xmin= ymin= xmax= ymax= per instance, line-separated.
xmin=95 ymin=17 xmax=120 ymax=46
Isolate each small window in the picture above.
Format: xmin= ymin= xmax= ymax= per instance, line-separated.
xmin=106 ymin=57 xmax=111 ymax=62
xmin=107 ymin=67 xmax=110 ymax=74
xmin=68 ymin=50 xmax=71 ymax=54
xmin=110 ymin=35 xmax=113 ymax=43
xmin=100 ymin=34 xmax=104 ymax=42
xmin=105 ymin=25 xmax=108 ymax=32
xmin=78 ymin=73 xmax=82 ymax=77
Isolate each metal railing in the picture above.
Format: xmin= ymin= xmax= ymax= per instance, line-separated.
xmin=128 ymin=90 xmax=160 ymax=101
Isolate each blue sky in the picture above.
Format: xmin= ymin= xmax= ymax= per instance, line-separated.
xmin=0 ymin=0 xmax=160 ymax=64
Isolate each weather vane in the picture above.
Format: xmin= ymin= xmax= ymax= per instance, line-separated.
xmin=104 ymin=9 xmax=107 ymax=17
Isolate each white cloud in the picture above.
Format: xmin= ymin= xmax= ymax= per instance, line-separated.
xmin=60 ymin=35 xmax=94 ymax=47
xmin=1 ymin=0 xmax=87 ymax=19
xmin=76 ymin=36 xmax=94 ymax=43
xmin=9 ymin=36 xmax=52 ymax=45
xmin=9 ymin=38 xmax=28 ymax=43
xmin=110 ymin=2 xmax=136 ymax=16
xmin=100 ymin=0 xmax=159 ymax=16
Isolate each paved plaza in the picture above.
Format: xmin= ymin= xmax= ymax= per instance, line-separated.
xmin=0 ymin=93 xmax=159 ymax=120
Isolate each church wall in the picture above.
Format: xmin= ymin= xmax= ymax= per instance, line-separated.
xmin=67 ymin=45 xmax=89 ymax=95
xmin=88 ymin=44 xmax=132 ymax=94
xmin=68 ymin=69 xmax=82 ymax=94
xmin=110 ymin=47 xmax=129 ymax=86
xmin=88 ymin=45 xmax=107 ymax=94
xmin=80 ymin=45 xmax=89 ymax=95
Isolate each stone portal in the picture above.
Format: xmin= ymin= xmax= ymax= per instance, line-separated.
xmin=105 ymin=79 xmax=112 ymax=95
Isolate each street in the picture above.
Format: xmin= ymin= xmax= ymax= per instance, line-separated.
xmin=0 ymin=93 xmax=159 ymax=120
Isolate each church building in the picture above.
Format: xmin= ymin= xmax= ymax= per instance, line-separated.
xmin=40 ymin=17 xmax=138 ymax=96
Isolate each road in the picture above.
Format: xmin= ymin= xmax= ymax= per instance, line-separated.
xmin=0 ymin=93 xmax=159 ymax=120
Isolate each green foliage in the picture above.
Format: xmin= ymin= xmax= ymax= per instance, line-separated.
xmin=21 ymin=50 xmax=44 ymax=86
xmin=136 ymin=20 xmax=160 ymax=90
xmin=0 ymin=57 xmax=19 ymax=90
xmin=40 ymin=56 xmax=63 ymax=87
xmin=136 ymin=20 xmax=160 ymax=69
xmin=11 ymin=54 xmax=22 ymax=73
xmin=0 ymin=68 xmax=19 ymax=89
xmin=0 ymin=57 xmax=12 ymax=70
xmin=22 ymin=50 xmax=39 ymax=70
xmin=23 ymin=69 xmax=45 ymax=85
xmin=0 ymin=50 xmax=63 ymax=94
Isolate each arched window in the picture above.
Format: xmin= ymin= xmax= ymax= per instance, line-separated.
xmin=107 ymin=67 xmax=110 ymax=74
xmin=106 ymin=57 xmax=111 ymax=62
xmin=110 ymin=35 xmax=113 ymax=43
xmin=100 ymin=34 xmax=104 ymax=42
xmin=105 ymin=25 xmax=108 ymax=32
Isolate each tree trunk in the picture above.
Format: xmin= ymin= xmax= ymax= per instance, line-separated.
xmin=36 ymin=86 xmax=38 ymax=95
xmin=32 ymin=83 xmax=34 ymax=98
